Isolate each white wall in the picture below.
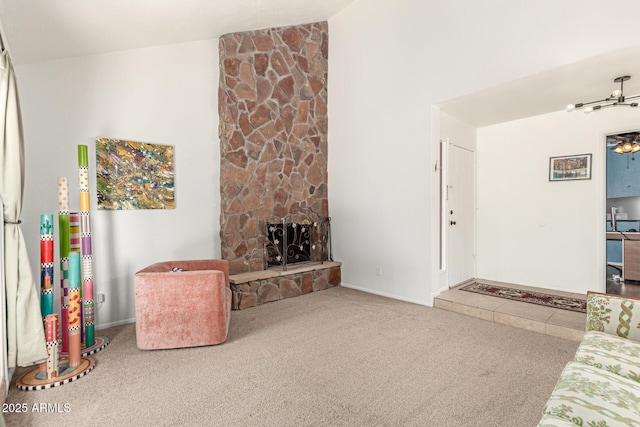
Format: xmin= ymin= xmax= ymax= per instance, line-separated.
xmin=328 ymin=0 xmax=432 ymax=305
xmin=17 ymin=39 xmax=220 ymax=328
xmin=477 ymin=108 xmax=640 ymax=293
xmin=328 ymin=0 xmax=640 ymax=305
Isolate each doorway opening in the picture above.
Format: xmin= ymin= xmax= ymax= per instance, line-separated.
xmin=605 ymin=129 xmax=640 ymax=298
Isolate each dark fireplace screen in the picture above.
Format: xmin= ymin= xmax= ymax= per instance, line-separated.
xmin=266 ymin=222 xmax=313 ymax=267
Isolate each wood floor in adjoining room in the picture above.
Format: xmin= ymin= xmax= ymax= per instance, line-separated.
xmin=434 ymin=280 xmax=587 ymax=342
xmin=606 ymin=279 xmax=640 ymax=298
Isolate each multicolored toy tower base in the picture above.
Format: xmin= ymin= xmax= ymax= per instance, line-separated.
xmin=16 ymin=357 xmax=95 ymax=391
xmin=54 ymin=334 xmax=110 ymax=358
xmin=81 ymin=335 xmax=110 ymax=356
xmin=14 ymin=334 xmax=109 ymax=391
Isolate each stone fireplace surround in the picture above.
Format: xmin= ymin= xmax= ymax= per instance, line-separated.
xmin=218 ymin=21 xmax=340 ymax=309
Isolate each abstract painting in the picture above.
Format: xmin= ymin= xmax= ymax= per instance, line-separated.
xmin=95 ymin=138 xmax=175 ymax=209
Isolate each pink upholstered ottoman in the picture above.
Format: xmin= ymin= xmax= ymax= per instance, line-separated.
xmin=134 ymin=259 xmax=231 ymax=350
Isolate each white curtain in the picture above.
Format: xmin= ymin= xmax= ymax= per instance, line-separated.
xmin=0 ymin=49 xmax=47 ymax=368
xmin=0 ymin=194 xmax=7 ymax=394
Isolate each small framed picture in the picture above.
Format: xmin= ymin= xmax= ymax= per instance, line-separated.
xmin=549 ymin=153 xmax=592 ymax=181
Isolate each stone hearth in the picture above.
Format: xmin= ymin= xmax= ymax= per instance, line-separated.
xmin=230 ymin=261 xmax=341 ymax=310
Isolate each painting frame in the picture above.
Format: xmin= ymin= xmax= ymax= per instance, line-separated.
xmin=95 ymin=137 xmax=175 ymax=210
xmin=549 ymin=153 xmax=592 ymax=182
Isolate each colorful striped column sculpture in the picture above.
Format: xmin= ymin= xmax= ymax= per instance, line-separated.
xmin=38 ymin=214 xmax=54 ymax=377
xmin=39 ymin=215 xmax=54 ymax=318
xmin=58 ymin=177 xmax=70 ymax=353
xmin=68 ymin=252 xmax=82 ymax=369
xmin=69 ymin=212 xmax=83 ymax=345
xmin=69 ymin=212 xmax=81 ymax=254
xmin=44 ymin=314 xmax=59 ymax=380
xmin=14 ymin=149 xmax=103 ymax=391
xmin=78 ymin=145 xmax=95 ymax=348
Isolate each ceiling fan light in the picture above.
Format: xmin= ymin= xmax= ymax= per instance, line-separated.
xmin=611 ymin=89 xmax=623 ymax=98
xmin=633 ymin=143 xmax=640 ymax=153
xmin=613 ymin=143 xmax=625 ymax=154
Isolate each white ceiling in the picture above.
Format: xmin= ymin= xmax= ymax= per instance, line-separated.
xmin=1 ymin=1 xmax=640 ymax=128
xmin=0 ymin=0 xmax=355 ymax=64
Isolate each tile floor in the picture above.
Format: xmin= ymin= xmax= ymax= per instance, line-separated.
xmin=434 ymin=279 xmax=586 ymax=342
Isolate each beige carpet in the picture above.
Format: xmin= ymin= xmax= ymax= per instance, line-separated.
xmin=4 ymin=287 xmax=578 ymax=427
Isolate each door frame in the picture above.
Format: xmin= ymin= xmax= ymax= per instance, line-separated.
xmin=443 ymin=140 xmax=477 ymax=288
xmin=602 ymin=127 xmax=640 ymax=290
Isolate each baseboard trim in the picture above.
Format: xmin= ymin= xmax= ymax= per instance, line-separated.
xmin=96 ymin=318 xmax=135 ymax=330
xmin=341 ymin=282 xmax=432 ymax=307
xmin=431 ymin=285 xmax=449 ymax=299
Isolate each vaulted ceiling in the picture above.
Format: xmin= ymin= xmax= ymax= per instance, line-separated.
xmin=2 ymin=1 xmax=639 ymax=128
xmin=0 ymin=0 xmax=355 ymax=64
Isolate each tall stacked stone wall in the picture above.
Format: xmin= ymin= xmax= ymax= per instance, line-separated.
xmin=218 ymin=21 xmax=329 ymax=275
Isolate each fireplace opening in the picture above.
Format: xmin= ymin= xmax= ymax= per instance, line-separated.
xmin=266 ymin=222 xmax=312 ymax=266
xmin=264 ymin=211 xmax=332 ymax=270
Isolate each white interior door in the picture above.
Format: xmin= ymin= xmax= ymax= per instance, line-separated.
xmin=447 ymin=143 xmax=476 ymax=287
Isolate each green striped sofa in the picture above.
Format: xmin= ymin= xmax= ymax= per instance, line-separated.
xmin=538 ymin=292 xmax=640 ymax=426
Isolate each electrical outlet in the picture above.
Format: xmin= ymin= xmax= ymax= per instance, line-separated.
xmin=375 ymin=265 xmax=383 ymax=276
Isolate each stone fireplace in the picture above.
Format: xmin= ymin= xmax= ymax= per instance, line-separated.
xmin=218 ymin=21 xmax=340 ymax=309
